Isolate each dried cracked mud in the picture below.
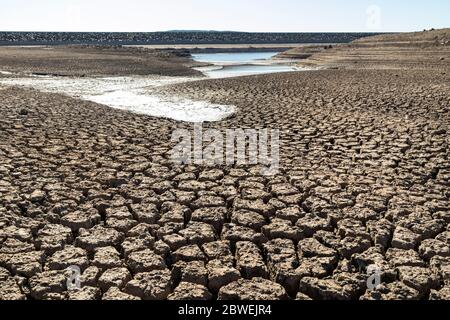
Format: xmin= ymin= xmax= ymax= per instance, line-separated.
xmin=0 ymin=49 xmax=449 ymax=300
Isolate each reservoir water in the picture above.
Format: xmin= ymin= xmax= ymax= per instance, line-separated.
xmin=192 ymin=52 xmax=298 ymax=78
xmin=192 ymin=52 xmax=280 ymax=64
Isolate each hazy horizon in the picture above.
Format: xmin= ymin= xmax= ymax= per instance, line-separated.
xmin=0 ymin=0 xmax=449 ymax=33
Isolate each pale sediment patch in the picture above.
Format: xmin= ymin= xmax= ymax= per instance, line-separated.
xmin=195 ymin=64 xmax=301 ymax=78
xmin=0 ymin=75 xmax=235 ymax=122
xmin=87 ymin=90 xmax=235 ymax=122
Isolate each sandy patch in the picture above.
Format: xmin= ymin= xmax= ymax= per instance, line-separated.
xmin=0 ymin=75 xmax=235 ymax=122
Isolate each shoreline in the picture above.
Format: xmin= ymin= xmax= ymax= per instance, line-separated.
xmin=128 ymin=43 xmax=337 ymax=54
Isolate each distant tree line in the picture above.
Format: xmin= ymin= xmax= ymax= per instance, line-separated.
xmin=0 ymin=31 xmax=383 ymax=45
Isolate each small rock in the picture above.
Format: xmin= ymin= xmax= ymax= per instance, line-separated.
xmin=360 ymin=282 xmax=421 ymax=300
xmin=429 ymin=256 xmax=450 ymax=284
xmin=76 ymin=225 xmax=124 ymax=251
xmin=231 ymin=209 xmax=266 ymax=231
xmin=0 ymin=278 xmax=26 ymax=300
xmin=61 ymin=210 xmax=101 ymax=231
xmin=275 ymin=206 xmax=305 ymax=223
xmin=46 ymin=246 xmax=89 ymax=271
xmin=127 ymin=249 xmax=166 ymax=273
xmin=233 ymin=198 xmax=275 ymax=219
xmin=264 ymin=239 xmax=300 ymax=295
xmin=36 ymin=224 xmax=73 ymax=254
xmin=262 ymin=218 xmax=302 ymax=242
xmin=298 ymin=238 xmax=337 ymax=258
xmin=219 ymin=278 xmax=289 ymax=300
xmin=124 ymin=269 xmax=172 ymax=300
xmin=391 ymin=227 xmax=420 ymax=250
xmin=92 ymin=247 xmax=123 ymax=269
xmin=179 ymin=222 xmax=217 ymax=246
xmin=235 ymin=241 xmax=269 ymax=279
xmin=221 ymin=223 xmax=268 ymax=247
xmin=202 ymin=240 xmax=233 ymax=263
xmin=207 ymin=259 xmax=241 ymax=293
xmin=168 ymin=282 xmax=212 ymax=300
xmin=98 ymin=267 xmax=132 ymax=291
xmin=296 ymin=256 xmax=338 ymax=278
xmin=429 ymin=285 xmax=450 ymax=300
xmin=80 ymin=266 xmax=100 ymax=287
xmin=172 ymin=260 xmax=208 ymax=286
xmin=386 ymin=248 xmax=425 ymax=267
xmin=191 ymin=207 xmax=227 ymax=232
xmin=397 ymin=266 xmax=440 ymax=296
xmin=338 ymin=237 xmax=372 ymax=259
xmin=29 ymin=271 xmax=67 ymax=300
xmin=30 ymin=190 xmax=45 ymax=203
xmin=102 ymin=287 xmax=141 ymax=300
xmin=296 ymin=292 xmax=313 ymax=300
xmin=419 ymin=239 xmax=450 ymax=260
xmin=67 ymin=286 xmax=101 ymax=300
xmin=172 ymin=245 xmax=206 ymax=263
xmin=19 ymin=108 xmax=29 ymax=116
xmin=162 ymin=234 xmax=188 ymax=251
xmin=296 ymin=214 xmax=333 ymax=237
xmin=299 ymin=273 xmax=365 ymax=300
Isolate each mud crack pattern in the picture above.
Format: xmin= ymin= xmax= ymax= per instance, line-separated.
xmin=0 ymin=69 xmax=449 ymax=300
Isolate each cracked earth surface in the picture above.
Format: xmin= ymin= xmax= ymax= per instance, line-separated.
xmin=0 ymin=68 xmax=449 ymax=300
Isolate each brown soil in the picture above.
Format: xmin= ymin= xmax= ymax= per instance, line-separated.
xmin=0 ymin=45 xmax=201 ymax=77
xmin=279 ymin=28 xmax=450 ymax=70
xmin=0 ymin=30 xmax=449 ymax=301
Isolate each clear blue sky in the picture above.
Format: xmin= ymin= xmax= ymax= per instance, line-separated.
xmin=0 ymin=0 xmax=449 ymax=32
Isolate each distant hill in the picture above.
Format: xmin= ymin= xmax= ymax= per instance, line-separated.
xmin=353 ymin=28 xmax=450 ymax=45
xmin=278 ymin=28 xmax=450 ymax=70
